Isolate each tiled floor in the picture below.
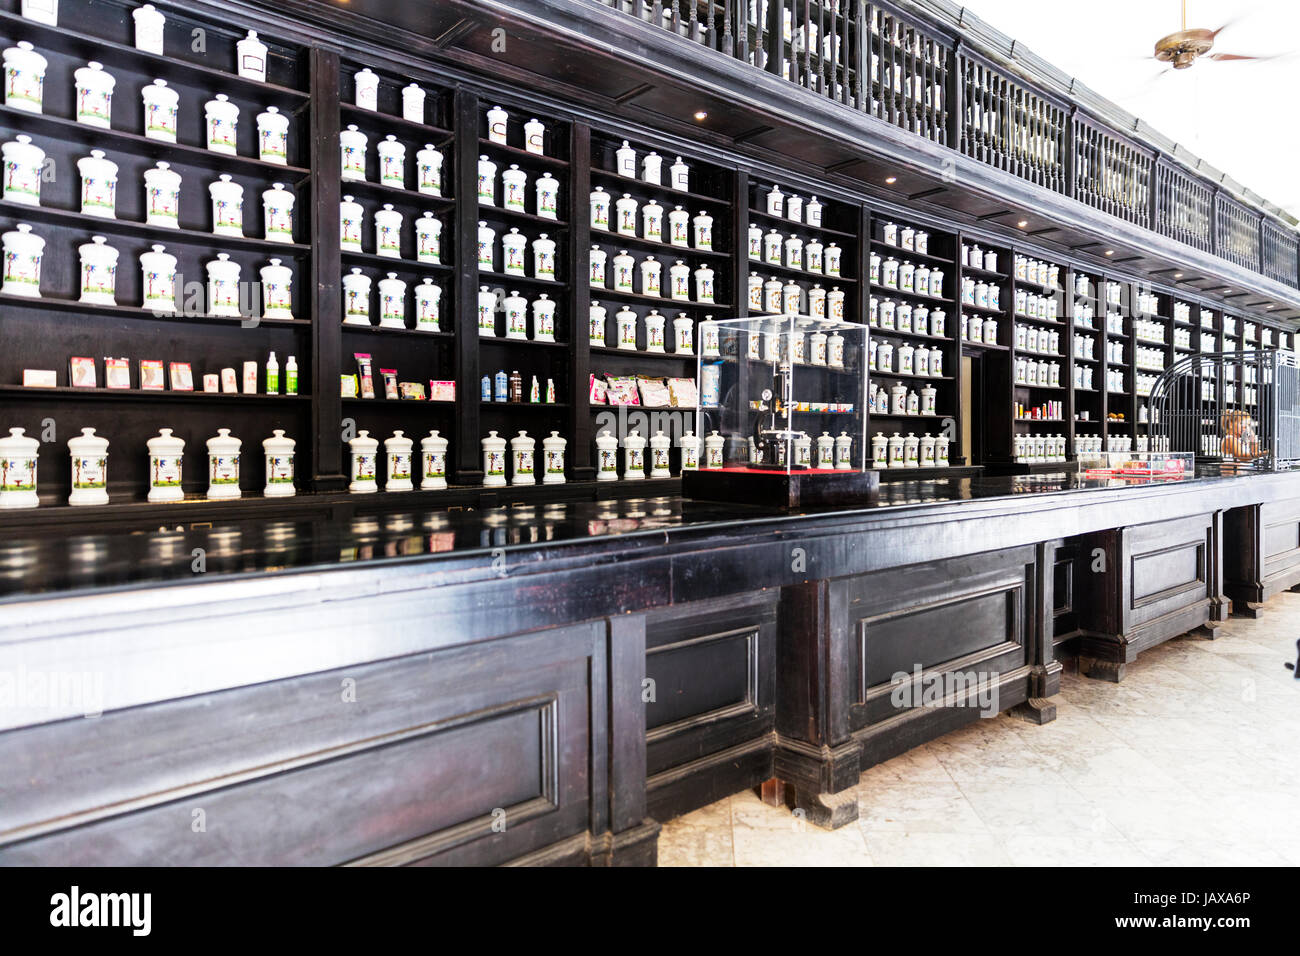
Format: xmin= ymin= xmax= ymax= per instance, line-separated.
xmin=657 ymin=591 xmax=1300 ymax=866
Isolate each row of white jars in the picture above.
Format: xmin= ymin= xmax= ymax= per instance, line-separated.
xmin=1014 ymin=255 xmax=1061 ymax=290
xmin=477 ymin=223 xmax=558 ymax=280
xmin=1 ymin=225 xmax=294 ymax=318
xmin=479 ymin=157 xmax=561 ymax=219
xmin=870 ymin=432 xmax=951 ymax=468
xmin=749 ymin=276 xmax=844 ymax=318
xmin=879 ymin=221 xmax=930 ymax=255
xmin=611 ymin=140 xmax=692 ymax=191
xmin=961 ymin=314 xmax=999 ymax=345
xmin=744 ymin=432 xmax=855 ymax=469
xmin=472 ymin=430 xmax=567 ymax=486
xmin=1013 ymin=358 xmax=1062 ymax=388
xmin=1015 ymin=324 xmax=1061 ymax=355
xmin=344 ymin=430 xmax=458 ymax=491
xmin=870 ymin=340 xmax=944 ymax=378
xmin=869 ymin=384 xmax=936 ymax=417
xmin=0 ymin=426 xmax=297 ymax=508
xmin=2 ymin=143 xmax=298 ymax=243
xmin=1133 ymin=317 xmax=1167 ymax=344
xmin=477 ymin=288 xmax=558 ymax=340
xmin=961 ymin=277 xmax=1001 ymax=311
xmin=484 ymin=106 xmax=551 ymax=157
xmin=751 ymin=227 xmax=841 ymax=276
xmin=762 ymin=185 xmax=824 ymax=226
xmin=960 ymin=243 xmax=999 ymax=273
xmin=871 ymin=254 xmax=944 ymax=298
xmin=869 ymin=298 xmax=946 ymax=337
xmin=593 ymin=190 xmax=713 ymax=250
xmin=2 ymin=41 xmax=286 ymax=154
xmin=1072 ymin=365 xmax=1097 ymax=391
xmin=731 ymin=326 xmax=849 ymax=369
xmin=340 ymin=198 xmax=441 ymax=262
xmin=1015 ymin=289 xmax=1060 ymax=322
xmin=342 ymin=269 xmax=443 ymax=329
xmin=340 ymin=125 xmax=445 ymax=195
xmin=1073 ymin=334 xmax=1097 ymax=360
xmin=1135 ymin=345 xmax=1166 ymax=371
xmin=1012 ymin=434 xmax=1068 ymax=463
xmin=591 ymin=305 xmax=705 ymax=354
xmin=593 ymin=249 xmax=715 ymax=303
xmin=351 ymin=70 xmax=428 ymax=123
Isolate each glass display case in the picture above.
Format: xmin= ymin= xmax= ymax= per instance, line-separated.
xmin=1075 ymin=450 xmax=1194 ymax=481
xmin=685 ymin=315 xmax=876 ymax=505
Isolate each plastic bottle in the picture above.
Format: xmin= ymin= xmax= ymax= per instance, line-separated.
xmin=266 ymin=351 xmax=279 ymax=394
xmin=285 ymin=355 xmax=298 ymax=395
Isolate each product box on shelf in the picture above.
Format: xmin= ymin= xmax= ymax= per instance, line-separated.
xmin=684 ymin=315 xmax=876 ymax=506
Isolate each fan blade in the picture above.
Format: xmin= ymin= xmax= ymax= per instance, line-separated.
xmin=1206 ymin=52 xmax=1294 ymax=62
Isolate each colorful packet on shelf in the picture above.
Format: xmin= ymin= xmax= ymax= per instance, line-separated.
xmin=399 ymin=381 xmax=426 ymax=400
xmin=341 ymin=374 xmax=359 ymax=398
xmin=636 ymin=376 xmax=670 ymax=407
xmin=667 ymin=377 xmax=698 ymax=407
xmin=380 ymin=368 xmax=399 ymax=400
xmin=353 ymin=353 xmax=375 ymax=399
xmin=605 ymin=375 xmax=641 ymax=406
xmin=429 ymin=380 xmax=456 ymax=402
xmin=589 ymin=374 xmax=608 ymax=405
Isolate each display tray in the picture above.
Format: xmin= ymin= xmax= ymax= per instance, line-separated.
xmin=682 ymin=467 xmax=879 ymax=507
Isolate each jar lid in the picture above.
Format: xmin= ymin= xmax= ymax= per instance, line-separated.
xmin=147 ymin=427 xmax=185 ymax=453
xmin=350 ymin=429 xmax=378 ymax=451
xmin=422 ymin=429 xmax=447 ymax=448
xmin=262 ymin=429 xmax=295 ymax=453
xmin=0 ymin=426 xmax=38 ymax=455
xmin=206 ymin=428 xmax=242 ymax=453
xmin=385 ymin=430 xmax=413 ymax=451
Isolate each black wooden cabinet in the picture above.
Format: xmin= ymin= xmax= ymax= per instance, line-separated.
xmin=1225 ymin=498 xmax=1300 ymax=616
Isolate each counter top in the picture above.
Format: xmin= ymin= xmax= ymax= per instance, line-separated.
xmin=0 ymin=466 xmax=1293 ymax=603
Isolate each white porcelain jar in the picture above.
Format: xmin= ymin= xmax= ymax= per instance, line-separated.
xmin=476 ymin=154 xmax=497 ymax=204
xmin=340 ymin=194 xmax=363 ymax=250
xmin=3 ymin=42 xmax=47 ymax=114
xmin=144 ymin=161 xmax=180 ymax=228
xmin=77 ymin=149 xmax=117 ymax=218
xmin=616 ymin=306 xmax=637 ymax=350
xmin=372 ymin=135 xmax=404 ymax=189
xmin=0 ymin=427 xmax=39 ymax=508
xmin=262 ymin=430 xmax=295 ymax=497
xmin=766 ymin=185 xmax=784 ymax=217
xmin=340 ymin=124 xmax=368 ymax=181
xmin=414 ymin=278 xmax=441 ymax=330
xmin=414 ymin=211 xmax=441 ymax=263
xmin=596 ymin=430 xmax=620 ymax=479
xmin=786 ymin=194 xmax=803 ymax=223
xmin=665 ymin=206 xmax=688 ymax=248
xmin=1 ymin=134 xmax=43 ymax=206
xmin=204 ymin=93 xmax=239 ymax=154
xmin=21 ymin=0 xmax=58 ymax=25
xmin=342 ymin=268 xmax=371 ymax=325
xmin=146 ymin=428 xmax=185 ymax=502
xmin=486 ymin=105 xmax=509 ymax=144
xmin=349 ymin=431 xmax=379 ymax=493
xmin=648 ymin=431 xmax=671 ymax=478
xmin=250 ymin=106 xmax=289 ymax=166
xmin=2 ymin=222 xmax=43 ymax=297
xmin=141 ymin=78 xmax=178 ymax=142
xmin=763 ymin=277 xmax=783 ymax=314
xmin=501 ymin=227 xmax=527 ymax=275
xmin=694 ymin=264 xmax=714 ymax=303
xmin=532 ymin=293 xmax=556 ymax=342
xmin=623 ymin=431 xmax=647 ymax=479
xmin=133 ymin=4 xmax=165 ymax=53
xmin=377 ymin=272 xmax=407 ymax=328
xmin=813 ymin=432 xmax=833 ymax=469
xmin=693 ymin=211 xmax=713 ymax=250
xmin=642 ymin=200 xmax=663 ymax=242
xmin=784 ymin=235 xmax=803 ymax=271
xmin=666 ymin=260 xmax=689 ymax=300
xmin=208 ymin=173 xmax=244 ymax=237
xmin=764 ymin=230 xmax=782 ymax=265
xmin=262 ymin=182 xmax=294 ymax=243
xmin=205 ymin=429 xmax=241 ymax=499
xmin=510 ymin=431 xmax=536 ymax=485
xmin=384 ymin=431 xmax=413 ymax=491
xmin=604 ymin=250 xmax=628 ymax=293
xmin=236 ymin=30 xmax=268 ymax=82
xmin=500 ymin=163 xmax=526 ymax=211
xmin=503 ymin=290 xmax=527 ymax=339
xmin=590 ymin=186 xmax=612 ymax=230
xmin=260 ymin=258 xmax=293 ymax=320
xmin=524 ymin=117 xmax=546 ymax=155
xmin=642 ymin=151 xmax=662 ymax=185
xmin=588 ymin=245 xmax=607 ymax=287
xmin=78 ymin=235 xmax=118 ymax=305
xmin=420 ymin=430 xmax=448 ymax=490
xmin=74 ymin=61 xmax=115 ymax=127
xmin=206 ymin=253 xmax=241 ymax=316
xmin=782 ymin=281 xmax=801 ymax=316
xmin=139 ymin=243 xmax=176 ymax=312
xmin=67 ymin=427 xmax=109 ymax=506
xmin=805 ymin=196 xmax=823 ymax=227
xmin=667 ymin=155 xmax=689 ymax=191
xmin=416 ymin=143 xmax=443 ymax=195
xmin=808 ymin=285 xmax=826 ymax=319
xmin=827 ymin=331 xmax=845 ymax=368
xmin=481 ymin=431 xmax=507 ymax=487
xmin=673 ymin=313 xmax=694 ymax=354
xmin=700 ymin=318 xmax=720 ymax=357
xmin=827 ymin=287 xmax=845 ymax=321
xmin=589 ymin=301 xmax=607 ymax=346
xmin=533 ymin=233 xmax=556 ymax=280
xmin=353 ymin=68 xmax=379 ymax=111
xmin=374 ymin=203 xmax=403 ymax=258
xmin=615 ymin=140 xmax=636 ymax=177
xmin=536 ymin=171 xmax=560 ymax=220
xmin=615 ymin=193 xmax=637 ymax=236
xmin=478 ymin=285 xmax=497 ymax=336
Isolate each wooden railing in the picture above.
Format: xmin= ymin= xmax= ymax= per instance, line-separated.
xmin=595 ymin=0 xmax=1299 ymax=289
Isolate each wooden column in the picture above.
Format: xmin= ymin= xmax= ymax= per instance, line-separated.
xmin=453 ymin=88 xmax=484 ymax=484
xmin=569 ymin=121 xmax=595 ymax=480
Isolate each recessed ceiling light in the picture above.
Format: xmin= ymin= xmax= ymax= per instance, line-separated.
xmin=884 ymin=176 xmax=897 ymax=184
xmin=1104 ymin=250 xmax=1114 ymax=256
xmin=693 ymin=110 xmax=707 ymax=121
xmin=1017 ymin=220 xmax=1028 ymax=228
xmin=1225 ymin=288 xmax=1231 ymax=293
xmin=1174 ymin=272 xmax=1183 ymax=279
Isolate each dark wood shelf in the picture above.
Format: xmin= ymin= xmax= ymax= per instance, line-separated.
xmin=870 ymin=370 xmax=954 ymax=382
xmin=341 ymin=249 xmax=452 ymax=273
xmin=1010 ymin=311 xmax=1064 ymax=326
xmin=480 ymin=337 xmax=570 ymax=349
xmin=750 ymin=206 xmax=858 ymax=241
xmin=0 ymin=385 xmax=311 ymax=402
xmin=477 ymin=202 xmax=569 ymax=230
xmin=340 ymin=323 xmax=454 ymax=339
xmin=870 ymin=327 xmax=952 ymax=344
xmin=749 ymin=257 xmax=856 ymax=285
xmin=476 ymin=137 xmax=570 ymax=170
xmin=341 ymin=177 xmax=456 ymax=207
xmin=0 ymin=291 xmax=311 ymax=327
xmin=478 ymin=270 xmax=568 ymax=291
xmin=590 ymin=286 xmax=727 ymax=310
xmin=591 ymin=167 xmax=729 ymax=209
xmin=589 ymin=346 xmax=696 ymax=361
xmin=870 ymin=282 xmax=954 ymax=305
xmin=342 ymin=103 xmax=455 ymax=144
xmin=0 ymin=105 xmax=311 ymax=181
xmin=591 ymin=227 xmax=730 ymax=261
xmin=870 ymin=238 xmax=952 ymax=267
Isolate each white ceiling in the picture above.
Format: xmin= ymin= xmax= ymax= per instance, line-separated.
xmin=957 ymin=0 xmax=1300 ymax=220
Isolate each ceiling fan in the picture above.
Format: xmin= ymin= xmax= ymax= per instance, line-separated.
xmin=1153 ymin=1 xmax=1286 ymax=68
